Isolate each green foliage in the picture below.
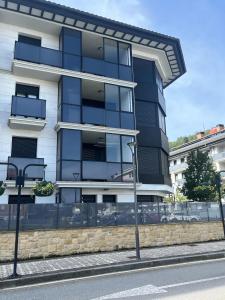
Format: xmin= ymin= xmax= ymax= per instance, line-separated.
xmin=182 ymin=150 xmax=218 ymax=201
xmin=32 ymin=181 xmax=55 ymax=197
xmin=165 ymin=187 xmax=187 ymax=203
xmin=169 ymin=130 xmax=210 ymax=149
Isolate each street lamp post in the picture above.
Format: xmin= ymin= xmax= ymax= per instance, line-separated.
xmin=0 ymin=162 xmax=46 ymax=278
xmin=215 ymin=171 xmax=225 ymax=238
xmin=127 ymin=141 xmax=140 ymax=260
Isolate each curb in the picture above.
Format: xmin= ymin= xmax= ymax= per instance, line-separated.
xmin=1 ymin=250 xmax=225 ymax=289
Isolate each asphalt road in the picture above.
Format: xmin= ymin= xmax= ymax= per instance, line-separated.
xmin=1 ymin=259 xmax=225 ymax=300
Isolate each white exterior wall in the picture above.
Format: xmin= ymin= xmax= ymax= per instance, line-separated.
xmin=0 ymin=22 xmax=58 ymax=204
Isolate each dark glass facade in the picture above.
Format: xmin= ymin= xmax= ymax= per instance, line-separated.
xmin=133 ymin=57 xmax=170 ymax=185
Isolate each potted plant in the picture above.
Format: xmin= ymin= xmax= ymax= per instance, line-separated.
xmin=32 ymin=181 xmax=54 ymax=197
xmin=0 ymin=181 xmax=6 ymax=196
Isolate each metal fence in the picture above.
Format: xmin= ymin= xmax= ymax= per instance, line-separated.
xmin=0 ymin=202 xmax=222 ymax=232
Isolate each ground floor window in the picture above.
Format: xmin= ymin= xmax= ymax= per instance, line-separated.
xmin=102 ymin=195 xmax=116 ymax=203
xmin=82 ymin=195 xmax=96 ymax=203
xmin=8 ymin=195 xmax=35 ymax=204
xmin=137 ymin=195 xmax=163 ymax=202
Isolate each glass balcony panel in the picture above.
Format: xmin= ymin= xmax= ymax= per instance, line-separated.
xmin=119 ymin=65 xmax=133 ymax=81
xmin=40 ymin=47 xmax=62 ymax=67
xmin=61 ymin=104 xmax=80 ymax=123
xmin=104 ymin=62 xmax=119 ymax=79
xmin=120 ymin=112 xmax=135 ymax=129
xmin=106 ymin=111 xmax=120 ymax=128
xmin=11 ymin=96 xmax=46 ymax=119
xmin=7 ymin=157 xmax=45 ymax=180
xmin=82 ymin=57 xmax=105 ymax=76
xmin=82 ymin=57 xmax=119 ymax=79
xmin=61 ymin=161 xmax=81 ymax=181
xmin=15 ymin=42 xmax=40 ymax=64
xmin=63 ymin=53 xmax=81 ymax=71
xmin=82 ymin=161 xmax=121 ymax=181
xmin=82 ymin=106 xmax=105 ymax=126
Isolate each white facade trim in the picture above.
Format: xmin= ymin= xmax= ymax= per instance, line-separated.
xmin=12 ymin=60 xmax=137 ymax=88
xmin=8 ymin=116 xmax=47 ymax=131
xmin=55 ymin=122 xmax=139 ymax=136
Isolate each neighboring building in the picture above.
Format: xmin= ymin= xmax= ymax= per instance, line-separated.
xmin=170 ymin=124 xmax=225 ymax=189
xmin=0 ymin=0 xmax=185 ymax=204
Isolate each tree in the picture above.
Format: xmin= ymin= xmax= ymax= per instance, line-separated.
xmin=165 ymin=188 xmax=187 ymax=203
xmin=182 ymin=150 xmax=218 ymax=201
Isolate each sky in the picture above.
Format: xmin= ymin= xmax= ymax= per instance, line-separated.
xmin=51 ymin=0 xmax=225 ymax=141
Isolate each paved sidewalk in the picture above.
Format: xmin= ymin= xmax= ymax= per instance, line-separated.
xmin=1 ymin=240 xmax=225 ymax=280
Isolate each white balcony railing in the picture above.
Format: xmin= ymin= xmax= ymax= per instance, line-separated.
xmin=170 ymin=162 xmax=187 ymax=173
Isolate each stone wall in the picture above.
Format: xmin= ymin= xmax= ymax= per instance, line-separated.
xmin=0 ymin=222 xmax=223 ymax=262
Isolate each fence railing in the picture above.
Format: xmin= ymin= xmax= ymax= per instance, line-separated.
xmin=0 ymin=202 xmax=222 ymax=231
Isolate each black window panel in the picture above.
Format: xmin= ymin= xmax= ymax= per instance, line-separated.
xmin=8 ymin=195 xmax=35 ymax=204
xmin=137 ymin=195 xmax=154 ymax=202
xmin=82 ymin=195 xmax=96 ymax=203
xmin=61 ymin=76 xmax=81 ymax=105
xmin=18 ymin=34 xmax=41 ymax=47
xmin=83 ymin=143 xmax=106 ymax=162
xmin=136 ymin=101 xmax=157 ymax=128
xmin=16 ymin=84 xmax=39 ymax=99
xmin=103 ymin=195 xmax=116 ymax=203
xmin=60 ymin=28 xmax=81 ymax=56
xmin=11 ymin=137 xmax=37 ymax=158
xmin=61 ymin=129 xmax=81 ymax=160
xmin=104 ymin=38 xmax=118 ymax=64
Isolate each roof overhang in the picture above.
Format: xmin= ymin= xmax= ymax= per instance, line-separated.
xmin=0 ymin=0 xmax=186 ymax=87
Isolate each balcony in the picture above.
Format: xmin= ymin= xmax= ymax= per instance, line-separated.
xmin=212 ymin=152 xmax=225 ymax=162
xmin=14 ymin=42 xmax=81 ymax=71
xmin=8 ymin=96 xmax=47 ymax=131
xmin=82 ymin=161 xmax=122 ymax=181
xmin=14 ymin=42 xmax=133 ymax=82
xmin=7 ymin=157 xmax=45 ymax=181
xmin=169 ymin=162 xmax=187 ymax=174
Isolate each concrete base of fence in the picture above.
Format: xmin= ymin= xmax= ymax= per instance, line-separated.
xmin=0 ymin=221 xmax=223 ymax=262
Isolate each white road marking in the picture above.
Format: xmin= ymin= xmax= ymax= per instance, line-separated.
xmin=160 ymin=274 xmax=225 ymax=289
xmin=91 ymin=285 xmax=167 ymax=300
xmin=90 ymin=274 xmax=225 ymax=300
xmin=1 ymin=257 xmax=225 ymax=292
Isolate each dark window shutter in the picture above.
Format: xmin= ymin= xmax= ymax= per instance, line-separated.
xmin=11 ymin=137 xmax=37 ymax=158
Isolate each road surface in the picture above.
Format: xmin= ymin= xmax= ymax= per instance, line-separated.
xmin=1 ymin=258 xmax=225 ymax=299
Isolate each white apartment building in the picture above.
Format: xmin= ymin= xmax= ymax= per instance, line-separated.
xmin=0 ymin=0 xmax=185 ymax=204
xmin=170 ymin=124 xmax=225 ymax=189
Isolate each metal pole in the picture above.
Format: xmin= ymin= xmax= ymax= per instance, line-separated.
xmin=132 ymin=147 xmax=141 ymax=260
xmin=11 ymin=169 xmax=23 ymax=278
xmin=216 ymin=174 xmax=225 ymax=237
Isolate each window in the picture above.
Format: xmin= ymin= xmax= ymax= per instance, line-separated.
xmin=122 ymin=136 xmax=134 ymax=163
xmin=156 ymin=69 xmax=163 ymax=94
xmin=181 ymin=157 xmax=185 ymax=163
xmin=174 ymin=160 xmax=177 ymax=165
xmin=103 ymin=195 xmax=116 ymax=203
xmin=8 ymin=195 xmax=35 ymax=204
xmin=119 ymin=43 xmax=131 ymax=66
xmin=82 ymin=132 xmax=106 ymax=162
xmin=18 ymin=34 xmax=41 ymax=47
xmin=16 ymin=84 xmax=39 ymax=99
xmin=104 ymin=38 xmax=118 ymax=63
xmin=106 ymin=134 xmax=121 ymax=162
xmin=60 ymin=188 xmax=81 ymax=203
xmin=82 ymin=195 xmax=96 ymax=203
xmin=120 ymin=87 xmax=133 ymax=112
xmin=61 ymin=77 xmax=81 ymax=105
xmin=105 ymin=84 xmax=119 ymax=111
xmin=158 ymin=108 xmax=166 ymax=133
xmin=11 ymin=137 xmax=37 ymax=158
xmin=61 ymin=129 xmax=81 ymax=160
